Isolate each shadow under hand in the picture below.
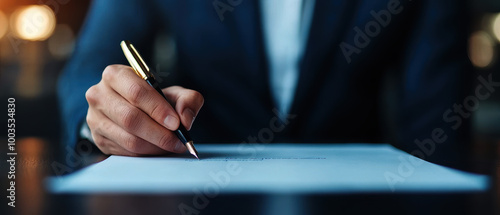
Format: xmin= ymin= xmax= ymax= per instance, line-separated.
xmin=148 ymin=151 xmax=234 ymax=160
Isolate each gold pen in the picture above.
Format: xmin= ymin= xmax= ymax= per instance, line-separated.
xmin=120 ymin=40 xmax=199 ymax=159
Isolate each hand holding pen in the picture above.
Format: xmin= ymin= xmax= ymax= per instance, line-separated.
xmin=84 ymin=41 xmax=203 ymax=157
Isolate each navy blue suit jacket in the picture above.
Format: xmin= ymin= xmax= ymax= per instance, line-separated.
xmin=58 ymin=0 xmax=472 ymax=167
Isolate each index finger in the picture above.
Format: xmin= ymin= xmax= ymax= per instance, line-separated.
xmin=102 ymin=65 xmax=181 ymax=131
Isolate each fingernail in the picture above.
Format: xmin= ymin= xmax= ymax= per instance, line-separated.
xmin=175 ymin=141 xmax=186 ymax=152
xmin=183 ymin=109 xmax=196 ymax=130
xmin=163 ymin=115 xmax=179 ymax=130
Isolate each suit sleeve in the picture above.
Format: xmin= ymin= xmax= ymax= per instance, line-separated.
xmin=395 ymin=0 xmax=472 ymax=168
xmin=57 ymin=0 xmax=158 ymax=148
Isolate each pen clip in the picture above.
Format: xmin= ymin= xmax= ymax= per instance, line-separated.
xmin=120 ymin=40 xmax=154 ymax=80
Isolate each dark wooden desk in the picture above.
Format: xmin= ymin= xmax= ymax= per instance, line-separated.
xmin=1 ymin=137 xmax=498 ymax=215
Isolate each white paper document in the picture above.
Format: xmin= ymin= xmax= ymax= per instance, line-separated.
xmin=47 ymin=144 xmax=489 ymax=194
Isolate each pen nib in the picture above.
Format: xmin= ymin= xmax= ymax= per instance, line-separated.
xmin=185 ymin=141 xmax=200 ymax=160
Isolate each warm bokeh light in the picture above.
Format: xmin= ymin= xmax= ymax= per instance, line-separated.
xmin=468 ymin=31 xmax=495 ymax=68
xmin=0 ymin=10 xmax=8 ymax=40
xmin=11 ymin=5 xmax=56 ymax=41
xmin=492 ymin=13 xmax=500 ymax=43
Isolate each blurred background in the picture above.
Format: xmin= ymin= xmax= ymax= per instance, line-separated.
xmin=0 ymin=0 xmax=498 ymax=168
xmin=3 ymin=0 xmax=500 ymax=163
xmin=0 ymin=0 xmax=499 ymax=214
xmin=0 ymin=0 xmax=181 ymax=143
xmin=0 ymin=0 xmax=500 ymax=162
xmin=0 ymin=0 xmax=90 ymax=141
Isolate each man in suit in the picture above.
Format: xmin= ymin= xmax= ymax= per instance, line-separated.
xmin=58 ymin=0 xmax=472 ymax=168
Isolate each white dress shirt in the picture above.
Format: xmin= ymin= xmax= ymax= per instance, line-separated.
xmin=260 ymin=0 xmax=315 ymax=115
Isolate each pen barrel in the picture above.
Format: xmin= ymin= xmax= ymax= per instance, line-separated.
xmin=145 ymin=77 xmax=193 ymax=144
xmin=174 ymin=126 xmax=191 ymax=144
xmin=146 ymin=78 xmax=168 ymax=101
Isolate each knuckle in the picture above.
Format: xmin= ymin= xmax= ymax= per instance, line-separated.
xmin=120 ymin=107 xmax=141 ymax=131
xmin=85 ymin=86 xmax=98 ymax=105
xmin=86 ymin=110 xmax=97 ymax=129
xmin=122 ymin=135 xmax=142 ymax=153
xmin=149 ymin=102 xmax=166 ymax=120
xmin=97 ymin=119 xmax=112 ymax=134
xmin=157 ymin=132 xmax=176 ymax=151
xmin=93 ymin=136 xmax=109 ymax=154
xmin=127 ymin=83 xmax=146 ymax=105
xmin=94 ymin=137 xmax=103 ymax=147
xmin=86 ymin=114 xmax=94 ymax=128
xmin=188 ymin=90 xmax=204 ymax=106
xmin=87 ymin=112 xmax=102 ymax=133
xmin=102 ymin=65 xmax=118 ymax=81
xmin=102 ymin=65 xmax=127 ymax=81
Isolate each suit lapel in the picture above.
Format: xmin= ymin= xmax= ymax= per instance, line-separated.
xmin=230 ymin=0 xmax=273 ymax=107
xmin=228 ymin=0 xmax=359 ymax=115
xmin=291 ymin=0 xmax=358 ymax=115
